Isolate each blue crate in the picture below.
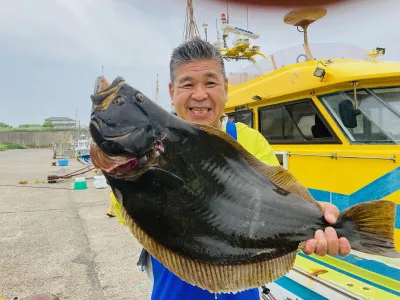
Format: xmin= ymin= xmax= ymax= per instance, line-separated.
xmin=58 ymin=159 xmax=69 ymax=166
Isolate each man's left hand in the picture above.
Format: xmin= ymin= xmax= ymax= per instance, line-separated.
xmin=302 ymin=202 xmax=351 ymax=257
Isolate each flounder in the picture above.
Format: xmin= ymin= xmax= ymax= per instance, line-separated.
xmin=89 ymin=76 xmax=399 ymax=293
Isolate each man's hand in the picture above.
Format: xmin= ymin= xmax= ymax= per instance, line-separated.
xmin=303 ymin=202 xmax=351 ymax=257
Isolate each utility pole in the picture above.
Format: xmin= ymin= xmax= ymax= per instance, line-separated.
xmin=155 ymin=73 xmax=159 ymax=105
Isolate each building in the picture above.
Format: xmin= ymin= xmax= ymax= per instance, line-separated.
xmin=45 ymin=117 xmax=76 ymax=128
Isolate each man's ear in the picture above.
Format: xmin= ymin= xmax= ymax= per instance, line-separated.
xmin=169 ymin=82 xmax=174 ymax=105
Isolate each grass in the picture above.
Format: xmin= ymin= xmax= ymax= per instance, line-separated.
xmin=0 ymin=144 xmax=27 ymax=151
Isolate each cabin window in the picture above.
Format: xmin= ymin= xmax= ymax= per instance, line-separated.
xmin=319 ymin=87 xmax=400 ymax=144
xmin=258 ymin=100 xmax=337 ymax=144
xmin=226 ymin=110 xmax=254 ymax=128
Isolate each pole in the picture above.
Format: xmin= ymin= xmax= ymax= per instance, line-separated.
xmin=189 ymin=0 xmax=195 ymax=39
xmin=155 ymin=73 xmax=159 ymax=105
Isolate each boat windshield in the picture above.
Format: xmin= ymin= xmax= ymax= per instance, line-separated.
xmin=77 ymin=140 xmax=89 ymax=149
xmin=319 ymin=86 xmax=400 ymax=144
xmin=226 ymin=43 xmax=369 ymax=86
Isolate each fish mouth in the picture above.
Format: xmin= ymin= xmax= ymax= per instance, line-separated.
xmin=90 ymin=119 xmax=136 ymax=140
xmin=90 ymin=136 xmax=165 ymax=178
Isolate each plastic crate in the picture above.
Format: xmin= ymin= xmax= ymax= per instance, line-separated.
xmin=74 ymin=177 xmax=87 ymax=190
xmin=93 ymin=175 xmax=107 ymax=189
xmin=58 ymin=159 xmax=69 ymax=166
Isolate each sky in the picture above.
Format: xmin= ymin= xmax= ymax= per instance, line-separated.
xmin=1 ymin=0 xmax=400 ymax=127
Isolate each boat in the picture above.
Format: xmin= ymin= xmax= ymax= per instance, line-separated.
xmin=74 ymin=134 xmax=91 ymax=165
xmin=218 ymin=7 xmax=400 ymax=300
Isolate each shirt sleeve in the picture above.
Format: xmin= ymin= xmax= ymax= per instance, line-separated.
xmin=254 ymin=132 xmax=280 ymax=166
xmin=110 ymin=191 xmax=128 ymax=226
xmin=236 ymin=122 xmax=280 ymax=167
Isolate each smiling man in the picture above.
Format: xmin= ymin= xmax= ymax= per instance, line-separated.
xmin=111 ymin=37 xmax=351 ymax=300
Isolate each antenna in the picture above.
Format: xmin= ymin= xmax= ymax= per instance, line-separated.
xmin=155 ymin=73 xmax=159 ymax=105
xmin=284 ymin=8 xmax=327 ymax=61
xmin=202 ymin=22 xmax=208 ymax=41
xmin=247 ymin=3 xmax=248 ymax=29
xmin=226 ymin=2 xmax=229 ymax=24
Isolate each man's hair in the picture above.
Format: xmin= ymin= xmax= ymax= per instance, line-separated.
xmin=169 ymin=37 xmax=226 ymax=83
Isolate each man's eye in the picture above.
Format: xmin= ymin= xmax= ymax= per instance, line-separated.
xmin=183 ymin=84 xmax=192 ymax=87
xmin=207 ymin=82 xmax=215 ymax=86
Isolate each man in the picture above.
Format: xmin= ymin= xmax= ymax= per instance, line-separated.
xmin=111 ymin=37 xmax=351 ymax=299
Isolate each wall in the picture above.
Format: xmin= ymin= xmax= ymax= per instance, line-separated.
xmin=0 ymin=129 xmax=90 ymax=148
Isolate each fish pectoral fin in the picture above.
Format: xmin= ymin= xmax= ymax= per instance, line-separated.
xmin=147 ymin=167 xmax=185 ymax=188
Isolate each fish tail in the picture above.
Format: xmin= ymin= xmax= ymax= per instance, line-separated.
xmin=333 ymin=200 xmax=399 ymax=258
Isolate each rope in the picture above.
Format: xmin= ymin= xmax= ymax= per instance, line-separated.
xmin=47 ymin=165 xmax=95 ymax=183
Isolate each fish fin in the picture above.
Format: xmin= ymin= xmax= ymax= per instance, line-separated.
xmin=196 ymin=124 xmax=321 ymax=210
xmin=91 ymin=77 xmax=125 ymax=108
xmin=93 ymin=76 xmax=111 ymax=94
xmin=146 ymin=166 xmax=185 ymax=189
xmin=334 ymin=200 xmax=400 ymax=258
xmin=121 ymin=206 xmax=298 ymax=293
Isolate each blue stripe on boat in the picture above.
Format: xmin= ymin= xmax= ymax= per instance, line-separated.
xmin=274 ymin=275 xmax=328 ymax=300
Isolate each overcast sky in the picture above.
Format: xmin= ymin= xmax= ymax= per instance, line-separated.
xmin=1 ymin=0 xmax=400 ymax=127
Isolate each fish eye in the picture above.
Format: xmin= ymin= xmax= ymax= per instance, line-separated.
xmin=114 ymin=97 xmax=125 ymax=106
xmin=135 ymin=92 xmax=144 ymax=102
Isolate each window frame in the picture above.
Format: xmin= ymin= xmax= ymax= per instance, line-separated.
xmin=257 ymin=99 xmax=342 ymax=145
xmin=226 ymin=109 xmax=254 ymax=128
xmin=318 ymin=87 xmax=400 ymax=145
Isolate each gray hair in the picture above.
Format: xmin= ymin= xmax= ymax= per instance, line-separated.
xmin=169 ymin=37 xmax=226 ymax=83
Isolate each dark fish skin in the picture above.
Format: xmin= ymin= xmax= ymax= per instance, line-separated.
xmin=90 ymin=77 xmax=399 ymax=269
xmin=104 ymin=128 xmax=328 ymax=265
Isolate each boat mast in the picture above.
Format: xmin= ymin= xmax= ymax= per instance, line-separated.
xmin=183 ymin=0 xmax=200 ymax=41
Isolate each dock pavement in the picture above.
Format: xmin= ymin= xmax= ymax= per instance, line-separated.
xmin=0 ymin=149 xmax=150 ymax=300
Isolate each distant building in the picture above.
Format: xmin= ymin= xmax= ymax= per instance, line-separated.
xmin=45 ymin=117 xmax=76 ymax=128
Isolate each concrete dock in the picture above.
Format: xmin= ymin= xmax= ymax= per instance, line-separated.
xmin=0 ymin=149 xmax=150 ymax=300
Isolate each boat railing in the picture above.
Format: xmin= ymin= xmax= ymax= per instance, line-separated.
xmin=227 ymin=43 xmax=371 ymax=86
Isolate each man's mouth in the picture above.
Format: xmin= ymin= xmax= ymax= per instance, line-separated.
xmin=189 ymin=108 xmax=211 ymax=116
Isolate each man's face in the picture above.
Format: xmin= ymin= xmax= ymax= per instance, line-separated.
xmin=169 ymin=59 xmax=228 ymax=128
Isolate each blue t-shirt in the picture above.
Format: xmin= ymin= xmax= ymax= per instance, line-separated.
xmin=143 ymin=122 xmax=260 ymax=300
xmin=150 ymin=256 xmax=260 ymax=300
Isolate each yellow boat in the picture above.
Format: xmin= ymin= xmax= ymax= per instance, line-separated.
xmin=220 ymin=7 xmax=400 ymax=300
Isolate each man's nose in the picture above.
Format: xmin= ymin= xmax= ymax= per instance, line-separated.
xmin=191 ymin=85 xmax=208 ymax=101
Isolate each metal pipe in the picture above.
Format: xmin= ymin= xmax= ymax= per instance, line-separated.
xmin=336 ymin=154 xmax=396 ymax=162
xmin=292 ymin=267 xmax=365 ymax=300
xmin=288 ymin=152 xmax=336 ymax=158
xmin=288 ymin=152 xmax=396 ymax=162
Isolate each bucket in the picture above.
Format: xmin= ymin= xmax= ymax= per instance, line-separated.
xmin=58 ymin=159 xmax=69 ymax=167
xmin=93 ymin=175 xmax=107 ymax=189
xmin=74 ymin=177 xmax=87 ymax=190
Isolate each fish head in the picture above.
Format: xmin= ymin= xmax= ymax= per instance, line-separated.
xmin=89 ymin=76 xmax=168 ymax=177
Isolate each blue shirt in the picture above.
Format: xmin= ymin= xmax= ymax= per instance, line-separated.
xmin=150 ymin=256 xmax=260 ymax=300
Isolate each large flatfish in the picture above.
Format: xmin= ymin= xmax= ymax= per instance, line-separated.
xmin=89 ymin=76 xmax=399 ymax=293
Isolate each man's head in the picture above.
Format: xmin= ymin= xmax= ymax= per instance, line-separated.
xmin=169 ymin=37 xmax=228 ymax=128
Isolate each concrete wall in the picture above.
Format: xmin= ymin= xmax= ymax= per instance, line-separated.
xmin=0 ymin=129 xmax=90 ymax=148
